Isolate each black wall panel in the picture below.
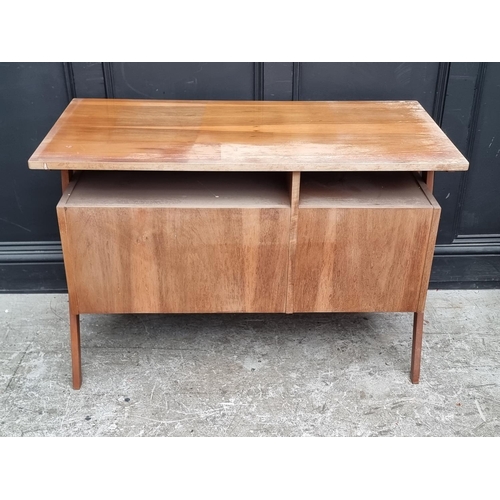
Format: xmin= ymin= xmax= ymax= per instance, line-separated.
xmin=105 ymin=63 xmax=258 ymax=100
xmin=0 ymin=63 xmax=68 ymax=242
xmin=70 ymin=62 xmax=106 ymax=98
xmin=434 ymin=62 xmax=481 ymax=244
xmin=297 ymin=63 xmax=439 ymax=113
xmin=458 ymin=63 xmax=500 ymax=236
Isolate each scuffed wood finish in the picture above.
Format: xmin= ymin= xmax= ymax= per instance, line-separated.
xmin=57 ymin=172 xmax=290 ymax=314
xmin=29 ymin=99 xmax=469 ymax=172
xmin=293 ymin=172 xmax=440 ymax=312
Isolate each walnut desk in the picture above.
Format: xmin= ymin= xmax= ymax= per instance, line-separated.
xmin=28 ymin=99 xmax=469 ymax=389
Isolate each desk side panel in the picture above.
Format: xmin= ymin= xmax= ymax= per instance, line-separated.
xmin=56 ymin=176 xmax=81 ymax=313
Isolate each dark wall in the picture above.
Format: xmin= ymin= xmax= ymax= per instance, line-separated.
xmin=0 ymin=63 xmax=67 ymax=242
xmin=107 ymin=63 xmax=257 ymax=100
xmin=1 ymin=62 xmax=499 ymax=291
xmin=298 ymin=63 xmax=440 ymax=112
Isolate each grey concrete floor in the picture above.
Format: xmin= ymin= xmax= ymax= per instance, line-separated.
xmin=0 ymin=290 xmax=499 ymax=436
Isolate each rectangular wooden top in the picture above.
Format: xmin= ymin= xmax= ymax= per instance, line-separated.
xmin=29 ymin=99 xmax=469 ymax=172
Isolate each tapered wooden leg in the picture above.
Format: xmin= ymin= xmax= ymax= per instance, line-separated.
xmin=70 ymin=311 xmax=82 ymax=389
xmin=411 ymin=312 xmax=424 ymax=384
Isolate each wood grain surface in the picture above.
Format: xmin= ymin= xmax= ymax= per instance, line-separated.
xmin=29 ymin=99 xmax=468 ymax=172
xmin=415 ymin=174 xmax=442 ymax=311
xmin=57 ymin=173 xmax=290 ymax=314
xmin=286 ymin=171 xmax=301 ymax=313
xmin=293 ymin=172 xmax=440 ymax=312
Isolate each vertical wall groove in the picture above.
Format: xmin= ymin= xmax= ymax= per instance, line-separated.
xmin=63 ymin=62 xmax=76 ymax=101
xmin=432 ymin=62 xmax=451 ymax=126
xmin=254 ymin=63 xmax=264 ymax=100
xmin=102 ymin=62 xmax=115 ymax=98
xmin=292 ymin=63 xmax=300 ymax=101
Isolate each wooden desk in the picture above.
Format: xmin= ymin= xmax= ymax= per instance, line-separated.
xmin=29 ymin=99 xmax=469 ymax=389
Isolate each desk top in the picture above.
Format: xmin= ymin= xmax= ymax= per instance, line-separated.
xmin=28 ymin=99 xmax=468 ymax=172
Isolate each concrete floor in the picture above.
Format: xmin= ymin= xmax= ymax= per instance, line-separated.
xmin=0 ymin=290 xmax=499 ymax=436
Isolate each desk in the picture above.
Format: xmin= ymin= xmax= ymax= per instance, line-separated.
xmin=29 ymin=99 xmax=469 ymax=389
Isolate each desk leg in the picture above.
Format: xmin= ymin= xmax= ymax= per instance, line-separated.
xmin=411 ymin=312 xmax=424 ymax=384
xmin=422 ymin=172 xmax=435 ymax=192
xmin=70 ymin=311 xmax=82 ymax=389
xmin=61 ymin=171 xmax=72 ymax=192
xmin=411 ymin=172 xmax=434 ymax=384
